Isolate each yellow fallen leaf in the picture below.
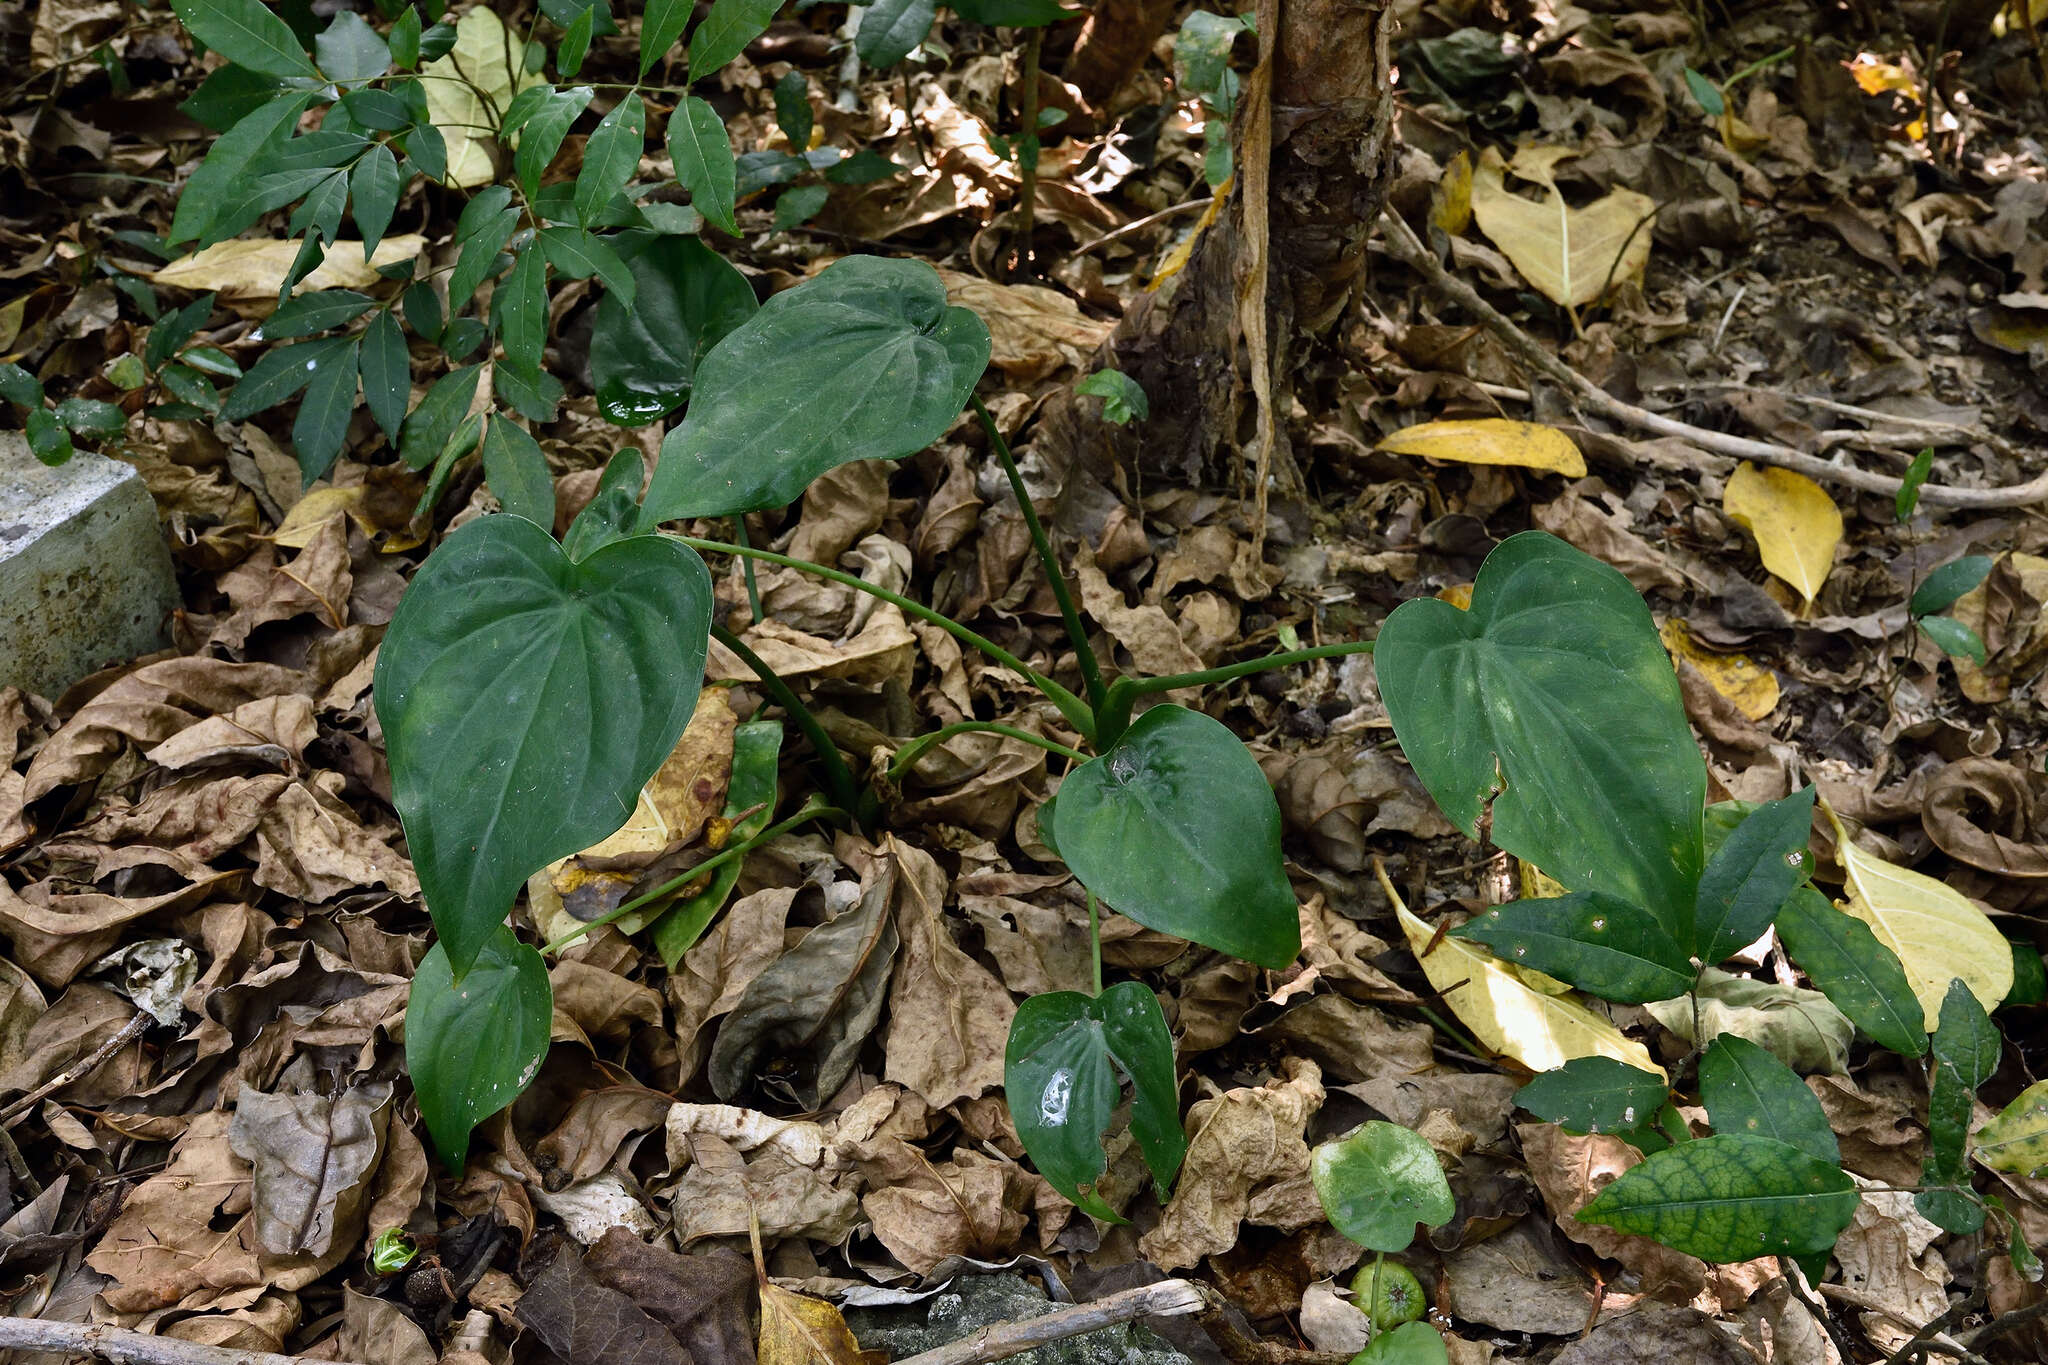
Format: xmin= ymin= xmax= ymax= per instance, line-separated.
xmin=753 ymin=1214 xmax=883 ymax=1365
xmin=1379 ymin=863 xmax=1665 ymax=1078
xmin=1823 ymin=802 xmax=2012 ymax=1029
xmin=1377 ymin=418 xmax=1586 ymax=477
xmin=150 ymin=236 xmax=426 ymax=298
xmin=420 ymin=8 xmax=542 ymax=189
xmin=1972 ymin=1079 xmax=2048 ymax=1176
xmin=1436 ymin=583 xmax=1473 ymax=610
xmin=1148 ymin=179 xmax=1228 ymax=290
xmin=1469 ymin=146 xmax=1656 ymax=308
xmin=1718 ymin=108 xmax=1770 ymax=157
xmin=1723 ymin=462 xmax=1841 ymax=607
xmin=270 ymin=486 xmax=368 ymax=548
xmin=1659 ymin=619 xmax=1780 ymax=720
xmin=1432 ymin=150 xmax=1473 ymax=236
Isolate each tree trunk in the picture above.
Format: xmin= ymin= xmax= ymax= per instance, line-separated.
xmin=1031 ymin=0 xmax=1396 ymax=516
xmin=1063 ymin=0 xmax=1181 ymax=113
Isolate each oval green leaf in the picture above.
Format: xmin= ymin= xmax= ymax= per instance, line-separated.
xmin=1699 ymin=1034 xmax=1838 ymax=1164
xmin=170 ymin=0 xmax=318 ymax=80
xmin=1576 ymin=1132 xmax=1860 ymax=1262
xmin=1973 ymin=1079 xmax=2048 ymax=1175
xmin=637 ymin=255 xmax=989 ymax=523
xmin=1348 ymin=1322 xmax=1449 ymax=1365
xmin=590 ymin=233 xmax=757 ymax=426
xmin=1040 ymin=704 xmax=1299 ymax=970
xmin=1376 ymin=531 xmax=1706 ymax=937
xmin=1693 ymin=785 xmax=1814 ymax=964
xmin=405 ymin=923 xmax=551 ymax=1170
xmin=1774 ymin=886 xmax=1927 ymax=1058
xmin=1514 ymin=1056 xmax=1669 ymax=1136
xmin=374 ymin=516 xmax=712 ymax=977
xmin=1452 ymin=892 xmax=1692 ymax=1004
xmin=1311 ymin=1121 xmax=1456 ymax=1254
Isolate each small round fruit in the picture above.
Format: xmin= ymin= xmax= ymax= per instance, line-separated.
xmin=1351 ymin=1256 xmax=1427 ymax=1332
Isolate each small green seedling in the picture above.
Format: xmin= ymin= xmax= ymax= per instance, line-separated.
xmin=1310 ymin=1121 xmax=1455 ymax=1365
xmin=1076 ymin=368 xmax=1149 ymax=425
xmin=1909 ymin=554 xmax=1993 ymax=667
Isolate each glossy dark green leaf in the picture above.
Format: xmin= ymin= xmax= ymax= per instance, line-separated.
xmin=169 ymin=92 xmax=314 ymax=246
xmin=404 ymin=923 xmax=551 ymax=1169
xmin=292 ymin=336 xmax=359 ymax=483
xmin=575 ymin=94 xmax=644 ymax=228
xmin=179 ymin=346 xmax=241 ymax=380
xmin=145 ymin=292 xmax=218 ymax=372
xmin=1452 ymin=892 xmax=1691 ymax=1004
xmin=170 ymin=0 xmax=318 ymax=79
xmin=651 ymin=719 xmax=782 ymax=967
xmin=639 ymin=0 xmax=690 ymax=74
xmin=2008 ymin=939 xmax=2047 ymax=1007
xmin=589 ymin=233 xmax=755 ymax=428
xmin=509 ymin=86 xmax=594 ymax=205
xmin=562 ymin=449 xmax=644 ymax=561
xmin=159 ymin=364 xmax=221 ymax=414
xmin=441 ymin=317 xmax=487 ymax=360
xmin=1918 ymin=615 xmax=1987 ymax=667
xmin=1896 ymin=448 xmax=1934 ymax=522
xmin=54 ymin=397 xmax=126 ymax=438
xmin=1920 ymin=977 xmax=1998 ymax=1234
xmin=480 ymin=415 xmax=556 ymax=529
xmin=496 ymin=245 xmax=548 ymax=375
xmin=688 ymin=0 xmax=779 ymax=77
xmin=180 ymin=63 xmax=284 ymax=131
xmin=857 ymin=0 xmax=937 ymax=65
xmin=25 ymin=407 xmax=72 ymax=465
xmin=1006 ymin=983 xmax=1184 ymax=1222
xmin=773 ymin=70 xmax=812 ymax=151
xmin=398 ymin=363 xmax=482 ymax=469
xmin=1376 ymin=531 xmax=1706 ymax=938
xmin=735 ymin=149 xmax=806 ymax=197
xmin=315 ymin=11 xmax=389 ymax=84
xmin=349 ymin=143 xmax=401 ymax=256
xmin=1311 ymin=1121 xmax=1456 ymax=1253
xmin=262 ymin=289 xmax=375 ymax=339
xmin=402 ymin=120 xmax=447 ymax=184
xmin=1348 ymin=1322 xmax=1449 ymax=1365
xmin=1577 ymin=1133 xmax=1860 ymax=1262
xmin=359 ymin=309 xmax=408 ymax=443
xmin=375 ymin=517 xmax=712 ymax=976
xmin=951 ymin=0 xmax=1070 ymax=23
xmin=668 ymin=96 xmax=739 ymax=236
xmin=1040 ymin=704 xmax=1299 ymax=970
xmin=388 ymin=6 xmax=422 ymax=67
xmin=403 ymin=280 xmax=443 ymax=339
xmin=1693 ymin=786 xmax=1814 ymax=964
xmin=1514 ymin=1057 xmax=1669 ymax=1136
xmin=1775 ymin=886 xmax=1927 ymax=1058
xmin=341 ymin=87 xmax=411 ymax=131
xmin=413 ymin=412 xmax=481 ymax=520
xmin=450 ymin=189 xmax=522 ymax=315
xmin=222 ymin=335 xmax=350 ymax=420
xmin=1912 ymin=555 xmax=1994 ymax=617
xmin=557 ymin=3 xmax=594 ymax=75
xmin=494 ymin=363 xmax=565 ymax=424
xmin=639 ymin=255 xmax=988 ymax=521
xmin=1699 ymin=1034 xmax=1837 ymax=1164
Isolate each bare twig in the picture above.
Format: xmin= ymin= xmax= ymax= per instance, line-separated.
xmin=891 ymin=1280 xmax=1205 ymax=1365
xmin=0 ymin=1319 xmax=360 ymax=1365
xmin=0 ymin=1011 xmax=148 ymax=1126
xmin=1376 ymin=210 xmax=2048 ymax=509
xmin=1073 ymin=197 xmax=1216 ymax=256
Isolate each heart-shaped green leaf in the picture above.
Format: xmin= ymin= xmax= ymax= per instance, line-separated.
xmin=375 ymin=515 xmax=712 ymax=977
xmin=1693 ymin=786 xmax=1814 ymax=964
xmin=589 ymin=233 xmax=757 ymax=426
xmin=1577 ymin=1133 xmax=1859 ymax=1262
xmin=1774 ymin=886 xmax=1927 ymax=1058
xmin=1377 ymin=531 xmax=1705 ymax=938
xmin=405 ymin=923 xmax=551 ymax=1169
xmin=1514 ymin=1056 xmax=1669 ymax=1136
xmin=1006 ymin=983 xmax=1185 ymax=1222
xmin=1699 ymin=1034 xmax=1838 ymax=1164
xmin=1452 ymin=892 xmax=1692 ymax=1003
xmin=1041 ymin=704 xmax=1299 ymax=970
xmin=1311 ymin=1121 xmax=1456 ymax=1253
xmin=637 ymin=255 xmax=989 ymax=523
xmin=1348 ymin=1322 xmax=1450 ymax=1365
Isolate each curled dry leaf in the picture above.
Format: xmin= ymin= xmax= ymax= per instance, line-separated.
xmin=1832 ymin=1182 xmax=1950 ymax=1352
xmin=1660 ymin=620 xmax=1780 ymax=721
xmin=1922 ymin=757 xmax=2048 ymax=880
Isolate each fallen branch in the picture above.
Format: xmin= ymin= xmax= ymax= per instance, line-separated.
xmin=0 ymin=1318 xmax=360 ymax=1365
xmin=0 ymin=1011 xmax=149 ymax=1127
xmin=1376 ymin=209 xmax=2048 ymax=509
xmin=891 ymin=1279 xmax=1205 ymax=1365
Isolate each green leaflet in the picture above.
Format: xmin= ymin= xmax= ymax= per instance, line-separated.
xmin=667 ymin=96 xmax=739 ymax=236
xmin=1376 ymin=532 xmax=1706 ymax=941
xmin=688 ymin=0 xmax=780 ymax=77
xmin=1040 ymin=704 xmax=1300 ymax=970
xmin=1974 ymin=1079 xmax=2048 ymax=1176
xmin=1919 ymin=978 xmax=1999 ymax=1233
xmin=1774 ymin=886 xmax=1927 ymax=1058
xmin=1577 ymin=1133 xmax=1860 ymax=1263
xmin=404 ymin=923 xmax=551 ymax=1169
xmin=1347 ymin=1322 xmax=1449 ymax=1365
xmin=574 ymin=93 xmax=644 ymax=227
xmin=1310 ymin=1122 xmax=1456 ymax=1253
xmin=1692 ymin=786 xmax=1813 ymax=964
xmin=170 ymin=0 xmax=317 ymax=80
xmin=1514 ymin=1056 xmax=1669 ymax=1136
xmin=857 ymin=0 xmax=938 ymax=66
xmin=479 ymin=415 xmax=556 ymax=529
xmin=1911 ymin=555 xmax=1994 ymax=617
xmin=1452 ymin=891 xmax=1691 ymax=1004
xmin=1005 ymin=983 xmax=1185 ymax=1222
xmin=1698 ymin=1034 xmax=1838 ymax=1165
xmin=639 ymin=255 xmax=987 ymax=522
xmin=373 ymin=516 xmax=712 ymax=977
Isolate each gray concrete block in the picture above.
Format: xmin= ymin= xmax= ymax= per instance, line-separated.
xmin=2 ymin=434 xmax=180 ymax=699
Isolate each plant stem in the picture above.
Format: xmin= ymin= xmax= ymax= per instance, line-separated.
xmin=888 ymin=721 xmax=1086 ymax=783
xmin=969 ymin=396 xmax=1106 ymax=713
xmin=733 ymin=515 xmax=765 ymax=623
xmin=1015 ymin=27 xmax=1042 ymax=273
xmin=1094 ymin=640 xmax=1375 ymax=745
xmin=541 ymin=799 xmax=839 ymax=955
xmin=679 ymin=536 xmax=1097 ymax=743
xmin=709 ymin=625 xmax=862 ymax=815
xmin=1087 ymin=890 xmax=1103 ymax=996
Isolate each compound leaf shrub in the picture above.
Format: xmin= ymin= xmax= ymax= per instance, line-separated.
xmin=1376 ymin=531 xmax=2028 ymax=1269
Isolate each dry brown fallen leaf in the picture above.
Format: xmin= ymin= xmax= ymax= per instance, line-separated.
xmin=1468 ymin=146 xmax=1656 ymax=308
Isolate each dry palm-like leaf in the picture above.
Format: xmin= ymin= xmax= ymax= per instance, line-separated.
xmin=1723 ymin=462 xmax=1842 ymax=607
xmin=1377 ymin=419 xmax=1587 ymax=477
xmin=1822 ymin=803 xmax=2012 ymax=1028
xmin=149 ymin=236 xmax=425 ymax=297
xmin=1468 ymin=146 xmax=1655 ymax=308
xmin=1380 ymin=864 xmax=1665 ymax=1079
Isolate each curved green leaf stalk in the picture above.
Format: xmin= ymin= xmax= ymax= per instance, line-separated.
xmin=708 ymin=624 xmax=860 ymax=817
xmin=732 ymin=514 xmax=765 ymax=622
xmin=1087 ymin=891 xmax=1102 ymax=997
xmin=541 ymin=798 xmax=842 ymax=956
xmin=1093 ymin=640 xmax=1376 ymax=748
xmin=886 ymin=721 xmax=1086 ymax=784
xmin=679 ymin=535 xmax=1097 ymax=743
xmin=970 ymin=396 xmax=1105 ymax=712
